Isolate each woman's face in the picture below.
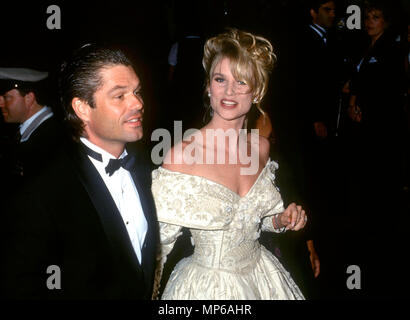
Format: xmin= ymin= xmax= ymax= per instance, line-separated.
xmin=208 ymin=57 xmax=253 ymax=122
xmin=365 ymin=9 xmax=387 ymax=40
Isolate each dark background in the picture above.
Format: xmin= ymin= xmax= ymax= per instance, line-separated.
xmin=1 ymin=0 xmax=408 ymax=137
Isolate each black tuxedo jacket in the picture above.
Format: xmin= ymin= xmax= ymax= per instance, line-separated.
xmin=1 ymin=141 xmax=158 ymax=299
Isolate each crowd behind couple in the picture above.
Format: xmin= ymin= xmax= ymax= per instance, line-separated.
xmin=0 ymin=0 xmax=408 ymax=300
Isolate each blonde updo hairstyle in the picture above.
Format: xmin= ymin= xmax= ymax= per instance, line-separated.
xmin=202 ymin=28 xmax=276 ymax=119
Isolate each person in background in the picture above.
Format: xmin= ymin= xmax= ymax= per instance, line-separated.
xmin=167 ymin=11 xmax=205 ymax=132
xmin=345 ymin=0 xmax=407 ymax=298
xmin=0 ymin=68 xmax=65 ymax=184
xmin=292 ymin=0 xmax=343 ymax=298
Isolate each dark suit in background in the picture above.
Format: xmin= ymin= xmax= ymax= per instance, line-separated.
xmin=0 ymin=112 xmax=67 ymax=220
xmin=345 ymin=30 xmax=407 ymax=298
xmin=167 ymin=35 xmax=205 ymax=133
xmin=16 ymin=114 xmax=65 ymax=177
xmin=295 ymin=24 xmax=346 ymax=298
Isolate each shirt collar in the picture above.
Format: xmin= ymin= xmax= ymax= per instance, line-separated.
xmin=80 ymin=137 xmax=127 ymax=167
xmin=313 ymin=23 xmax=327 ymax=34
xmin=19 ymin=106 xmax=51 ymax=135
xmin=310 ymin=23 xmax=327 ymax=36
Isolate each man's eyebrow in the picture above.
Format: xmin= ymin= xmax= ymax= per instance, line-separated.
xmin=108 ymin=85 xmax=127 ymax=94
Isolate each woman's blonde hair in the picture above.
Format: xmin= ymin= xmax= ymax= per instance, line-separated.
xmin=202 ymin=28 xmax=276 ymax=117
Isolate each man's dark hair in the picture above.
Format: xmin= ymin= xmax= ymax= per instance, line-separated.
xmin=59 ymin=44 xmax=133 ymax=140
xmin=309 ymin=0 xmax=335 ymax=13
xmin=16 ymin=82 xmax=48 ymax=106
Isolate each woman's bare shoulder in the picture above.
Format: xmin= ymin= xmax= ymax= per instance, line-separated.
xmin=246 ymin=132 xmax=270 ymax=169
xmin=162 ymin=139 xmax=200 ymax=174
xmin=257 ymin=134 xmax=271 ymax=164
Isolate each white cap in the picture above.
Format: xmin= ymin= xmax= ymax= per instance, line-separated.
xmin=0 ymin=68 xmax=49 ymax=95
xmin=0 ymin=68 xmax=48 ymax=82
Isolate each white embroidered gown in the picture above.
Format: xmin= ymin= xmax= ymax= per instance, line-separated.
xmin=151 ymin=160 xmax=304 ymax=300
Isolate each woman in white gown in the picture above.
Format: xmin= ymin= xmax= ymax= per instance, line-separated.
xmin=152 ymin=29 xmax=307 ymax=300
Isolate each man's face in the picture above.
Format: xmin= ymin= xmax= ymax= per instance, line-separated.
xmin=311 ymin=1 xmax=336 ymax=29
xmin=0 ymin=89 xmax=29 ymax=123
xmin=82 ymin=65 xmax=144 ymax=155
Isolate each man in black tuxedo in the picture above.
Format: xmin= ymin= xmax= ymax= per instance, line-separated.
xmin=1 ymin=45 xmax=158 ymax=299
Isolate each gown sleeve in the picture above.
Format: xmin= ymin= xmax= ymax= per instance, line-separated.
xmin=152 ymin=222 xmax=183 ymax=299
xmin=260 ymin=161 xmax=286 ymax=233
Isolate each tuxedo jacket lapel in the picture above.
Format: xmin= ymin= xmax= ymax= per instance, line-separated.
xmin=73 ymin=145 xmax=142 ymax=271
xmin=128 ymin=152 xmax=157 ymax=285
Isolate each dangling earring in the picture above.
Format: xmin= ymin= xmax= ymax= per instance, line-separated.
xmin=208 ymin=92 xmax=211 ymax=98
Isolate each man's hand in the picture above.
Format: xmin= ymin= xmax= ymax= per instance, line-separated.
xmin=307 ymin=240 xmax=320 ymax=278
xmin=347 ymin=104 xmax=362 ymax=123
xmin=313 ymin=121 xmax=327 ymax=138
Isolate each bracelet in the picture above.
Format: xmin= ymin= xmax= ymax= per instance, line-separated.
xmin=273 ymin=214 xmax=286 ymax=233
xmin=273 ymin=214 xmax=279 ymax=229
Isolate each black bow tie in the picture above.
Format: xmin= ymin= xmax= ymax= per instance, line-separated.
xmin=105 ymin=155 xmax=136 ymax=176
xmin=82 ymin=144 xmax=136 ymax=176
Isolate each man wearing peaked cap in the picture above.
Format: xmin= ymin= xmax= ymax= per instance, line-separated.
xmin=0 ymin=67 xmax=66 ymax=181
xmin=0 ymin=68 xmax=50 ymax=135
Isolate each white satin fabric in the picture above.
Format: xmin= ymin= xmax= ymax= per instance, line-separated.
xmin=151 ymin=160 xmax=305 ymax=300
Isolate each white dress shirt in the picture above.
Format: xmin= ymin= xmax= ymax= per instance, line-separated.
xmin=80 ymin=137 xmax=148 ymax=263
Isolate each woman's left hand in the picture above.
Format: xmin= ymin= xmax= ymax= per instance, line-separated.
xmin=279 ymin=203 xmax=307 ymax=231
